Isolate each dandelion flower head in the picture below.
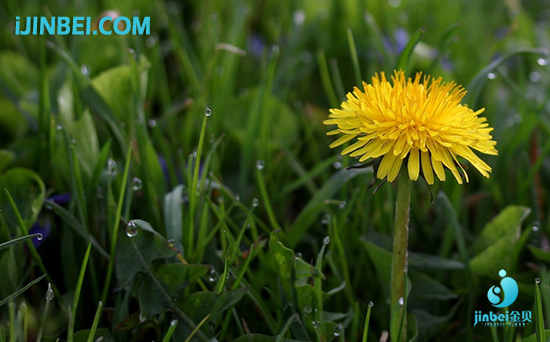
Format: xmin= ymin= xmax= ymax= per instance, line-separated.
xmin=324 ymin=70 xmax=498 ymax=184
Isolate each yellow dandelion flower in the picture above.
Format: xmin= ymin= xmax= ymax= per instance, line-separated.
xmin=324 ymin=70 xmax=498 ymax=184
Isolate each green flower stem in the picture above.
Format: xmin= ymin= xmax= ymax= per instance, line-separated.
xmin=391 ymin=170 xmax=411 ymax=342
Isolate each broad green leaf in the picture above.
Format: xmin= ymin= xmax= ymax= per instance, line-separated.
xmin=0 ymin=168 xmax=45 ymax=230
xmin=115 ymin=228 xmax=175 ymax=287
xmin=91 ymin=57 xmax=150 ymax=122
xmin=74 ymin=328 xmax=115 ymax=342
xmin=470 ymin=206 xmax=530 ymax=277
xmin=178 ymin=288 xmax=247 ymax=323
xmin=408 ymin=272 xmax=458 ymax=302
xmin=139 ymin=263 xmax=210 ymax=319
xmin=269 ymin=230 xmax=295 ymax=299
xmin=66 ymin=111 xmax=100 ymax=181
xmin=232 ymin=334 xmax=304 ymax=342
xmin=0 ymin=150 xmax=13 ymax=173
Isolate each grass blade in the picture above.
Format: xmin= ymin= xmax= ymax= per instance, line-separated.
xmin=68 ymin=242 xmax=92 ymax=342
xmin=0 ymin=234 xmax=44 ymax=251
xmin=396 ymin=27 xmax=425 ymax=74
xmin=0 ymin=274 xmax=46 ymax=307
xmin=101 ymin=145 xmax=133 ymax=305
xmin=347 ymin=28 xmax=362 ymax=86
xmin=86 ymin=301 xmax=103 ymax=342
xmin=162 ymin=320 xmax=178 ymax=342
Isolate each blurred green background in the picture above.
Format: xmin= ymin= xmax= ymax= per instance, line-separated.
xmin=0 ymin=0 xmax=549 ymax=341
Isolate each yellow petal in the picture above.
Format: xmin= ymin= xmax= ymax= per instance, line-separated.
xmin=407 ymin=148 xmax=420 ymax=181
xmin=377 ymin=153 xmax=396 ymax=180
xmin=329 ymin=134 xmax=357 ymax=148
xmin=421 ymin=151 xmax=434 ymax=184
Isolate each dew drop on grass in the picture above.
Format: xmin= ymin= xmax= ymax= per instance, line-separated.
xmin=167 ymin=239 xmax=175 ymax=245
xmin=80 ymin=65 xmax=91 ymax=76
xmin=303 ymin=305 xmax=312 ymax=315
xmin=536 ymin=278 xmax=541 ymax=284
xmin=170 ymin=319 xmax=178 ymax=326
xmin=235 ymin=194 xmax=240 ymax=202
xmin=487 ymin=72 xmax=497 ymax=80
xmin=333 ymin=161 xmax=342 ymax=169
xmin=45 ymin=283 xmax=54 ymax=301
xmin=132 ymin=177 xmax=143 ymax=191
xmin=128 ymin=48 xmax=137 ymax=60
xmin=126 ymin=221 xmax=138 ymax=237
xmin=338 ymin=201 xmax=346 ymax=209
xmin=70 ymin=139 xmax=77 ymax=146
xmin=334 ymin=323 xmax=343 ymax=336
xmin=369 ymin=301 xmax=374 ymax=307
xmin=532 ymin=221 xmax=540 ymax=232
xmin=205 ymin=106 xmax=212 ymax=116
xmin=256 ymin=160 xmax=265 ymax=170
xmin=529 ymin=72 xmax=541 ymax=82
xmin=55 ymin=125 xmax=63 ymax=131
xmin=398 ymin=297 xmax=404 ymax=305
xmin=252 ymin=198 xmax=259 ymax=207
xmin=107 ymin=158 xmax=117 ymax=175
xmin=321 ymin=214 xmax=330 ymax=225
xmin=323 ymin=236 xmax=331 ymax=245
xmin=148 ymin=119 xmax=157 ymax=128
xmin=218 ymin=196 xmax=224 ymax=204
xmin=36 ymin=233 xmax=43 ymax=241
xmin=538 ymin=58 xmax=548 ymax=66
xmin=312 ymin=320 xmax=320 ymax=329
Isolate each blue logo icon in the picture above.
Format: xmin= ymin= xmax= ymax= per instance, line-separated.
xmin=487 ymin=269 xmax=518 ymax=308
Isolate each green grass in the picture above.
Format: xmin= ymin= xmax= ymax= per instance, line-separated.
xmin=0 ymin=0 xmax=549 ymax=341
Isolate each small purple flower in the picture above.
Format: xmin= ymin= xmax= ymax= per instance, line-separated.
xmin=29 ymin=221 xmax=51 ymax=248
xmin=48 ymin=193 xmax=71 ymax=205
xmin=249 ymin=33 xmax=266 ymax=59
xmin=394 ymin=28 xmax=409 ymax=54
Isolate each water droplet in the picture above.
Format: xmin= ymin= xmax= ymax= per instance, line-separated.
xmin=182 ymin=196 xmax=189 ymax=204
xmin=210 ymin=134 xmax=216 ymax=144
xmin=167 ymin=239 xmax=175 ymax=245
xmin=45 ymin=283 xmax=54 ymax=301
xmin=537 ymin=58 xmax=548 ymax=66
xmin=296 ymin=252 xmax=303 ymax=258
xmin=293 ymin=10 xmax=305 ymax=25
xmin=170 ymin=319 xmax=178 ymax=326
xmin=218 ymin=196 xmax=224 ymax=204
xmin=235 ymin=194 xmax=240 ymax=202
xmin=148 ymin=119 xmax=157 ymax=128
xmin=80 ymin=65 xmax=91 ymax=76
xmin=388 ymin=0 xmax=401 ymax=7
xmin=321 ymin=214 xmax=330 ymax=225
xmin=107 ymin=158 xmax=117 ymax=175
xmin=36 ymin=233 xmax=43 ymax=241
xmin=205 ymin=107 xmax=212 ymax=117
xmin=338 ymin=201 xmax=346 ymax=209
xmin=146 ymin=35 xmax=158 ymax=48
xmin=369 ymin=301 xmax=374 ymax=307
xmin=132 ymin=177 xmax=143 ymax=191
xmin=303 ymin=305 xmax=312 ymax=314
xmin=323 ymin=236 xmax=331 ymax=245
xmin=536 ymin=278 xmax=541 ymax=284
xmin=70 ymin=139 xmax=77 ymax=146
xmin=208 ymin=277 xmax=216 ymax=282
xmin=398 ymin=297 xmax=404 ymax=305
xmin=333 ymin=161 xmax=342 ymax=169
xmin=529 ymin=72 xmax=541 ymax=82
xmin=139 ymin=312 xmax=146 ymax=322
xmin=334 ymin=323 xmax=343 ymax=336
xmin=532 ymin=221 xmax=540 ymax=232
xmin=128 ymin=48 xmax=137 ymax=60
xmin=44 ymin=203 xmax=52 ymax=210
xmin=256 ymin=160 xmax=265 ymax=170
xmin=126 ymin=221 xmax=138 ymax=237
xmin=55 ymin=125 xmax=63 ymax=131
xmin=487 ymin=72 xmax=497 ymax=80
xmin=252 ymin=198 xmax=259 ymax=207
xmin=312 ymin=320 xmax=320 ymax=329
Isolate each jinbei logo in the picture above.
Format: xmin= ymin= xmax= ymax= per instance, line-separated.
xmin=474 ymin=269 xmax=532 ymax=327
xmin=487 ymin=269 xmax=518 ymax=307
